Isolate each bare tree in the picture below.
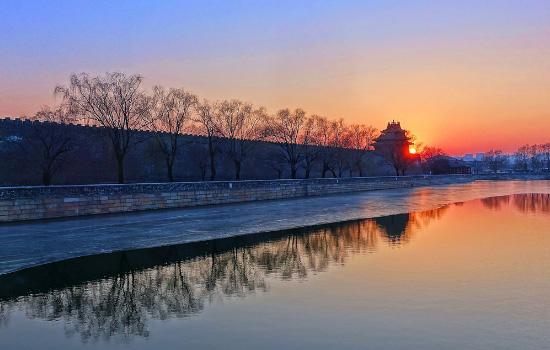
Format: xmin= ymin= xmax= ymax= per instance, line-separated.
xmin=263 ymin=152 xmax=286 ymax=179
xmin=189 ymin=142 xmax=210 ymax=181
xmin=194 ymin=99 xmax=221 ymax=181
xmin=314 ymin=116 xmax=337 ymax=178
xmin=331 ymin=119 xmax=350 ymax=178
xmin=266 ymin=108 xmax=306 ymax=179
xmin=378 ymin=146 xmax=406 ymax=176
xmin=55 ymin=72 xmax=151 ymax=183
xmin=214 ymin=100 xmax=267 ymax=180
xmin=377 ymin=130 xmax=417 ymax=176
xmin=418 ymin=146 xmax=446 ymax=174
xmin=346 ymin=124 xmax=378 ymax=177
xmin=485 ymin=149 xmax=506 ymax=173
xmin=540 ymin=143 xmax=550 ymax=171
xmin=529 ymin=144 xmax=542 ymax=172
xmin=299 ymin=116 xmax=321 ymax=179
xmin=17 ymin=106 xmax=76 ymax=185
xmin=148 ymin=86 xmax=197 ymax=182
xmin=514 ymin=145 xmax=529 ymax=171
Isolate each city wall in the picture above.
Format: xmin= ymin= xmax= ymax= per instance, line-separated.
xmin=0 ymin=117 xmax=387 ymax=186
xmin=0 ymin=175 xmax=478 ymax=222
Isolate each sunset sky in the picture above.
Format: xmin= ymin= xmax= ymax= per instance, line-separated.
xmin=1 ymin=0 xmax=549 ymax=155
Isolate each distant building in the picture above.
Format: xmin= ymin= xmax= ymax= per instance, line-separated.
xmin=373 ymin=120 xmax=412 ymax=154
xmin=425 ymin=155 xmax=472 ymax=175
xmin=475 ymin=153 xmax=484 ymax=161
xmin=449 ymin=158 xmax=472 ymax=174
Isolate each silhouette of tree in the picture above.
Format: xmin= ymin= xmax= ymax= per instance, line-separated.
xmin=311 ymin=116 xmax=333 ymax=178
xmin=55 ymin=72 xmax=151 ymax=183
xmin=17 ymin=106 xmax=76 ymax=185
xmin=378 ymin=146 xmax=416 ymax=176
xmin=529 ymin=145 xmax=542 ymax=171
xmin=214 ymin=100 xmax=267 ymax=180
xmin=484 ymin=149 xmax=507 ymax=173
xmin=189 ymin=142 xmax=210 ymax=181
xmin=266 ymin=108 xmax=307 ymax=179
xmin=194 ymin=99 xmax=221 ymax=181
xmin=298 ymin=116 xmax=322 ymax=179
xmin=330 ymin=119 xmax=351 ymax=178
xmin=345 ymin=124 xmax=378 ymax=177
xmin=148 ymin=86 xmax=197 ymax=182
xmin=514 ymin=145 xmax=530 ymax=171
xmin=263 ymin=152 xmax=286 ymax=179
xmin=419 ymin=146 xmax=446 ymax=174
xmin=376 ymin=129 xmax=417 ymax=176
xmin=540 ymin=143 xmax=550 ymax=170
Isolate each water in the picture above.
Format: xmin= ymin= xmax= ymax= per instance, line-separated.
xmin=2 ymin=180 xmax=550 ymax=275
xmin=0 ymin=193 xmax=549 ymax=349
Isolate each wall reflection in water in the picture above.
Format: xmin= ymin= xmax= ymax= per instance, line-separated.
xmin=0 ymin=193 xmax=546 ymax=343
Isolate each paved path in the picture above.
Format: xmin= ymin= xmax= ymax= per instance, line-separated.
xmin=1 ymin=180 xmax=549 ymax=274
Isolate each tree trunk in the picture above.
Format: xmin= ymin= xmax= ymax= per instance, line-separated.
xmin=291 ymin=165 xmax=297 ymax=179
xmin=209 ymin=158 xmax=216 ymax=181
xmin=305 ymin=167 xmax=311 ymax=179
xmin=43 ymin=170 xmax=51 ymax=186
xmin=166 ymin=158 xmax=174 ymax=182
xmin=395 ymin=168 xmax=399 ymax=176
xmin=209 ymin=147 xmax=216 ymax=181
xmin=235 ymin=161 xmax=241 ymax=181
xmin=356 ymin=162 xmax=363 ymax=177
xmin=117 ymin=156 xmax=125 ymax=184
xmin=322 ymin=163 xmax=331 ymax=178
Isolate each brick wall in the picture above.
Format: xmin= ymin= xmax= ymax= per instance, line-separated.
xmin=0 ymin=175 xmax=476 ymax=222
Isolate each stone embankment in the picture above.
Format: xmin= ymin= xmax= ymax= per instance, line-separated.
xmin=1 ymin=173 xmax=548 ymax=222
xmin=0 ymin=175 xmax=481 ymax=222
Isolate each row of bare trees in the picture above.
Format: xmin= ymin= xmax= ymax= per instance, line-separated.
xmin=484 ymin=149 xmax=508 ymax=173
xmin=514 ymin=144 xmax=550 ymax=172
xmin=23 ymin=72 xmax=380 ymax=184
xmin=482 ymin=145 xmax=550 ymax=174
xmin=266 ymin=110 xmax=378 ymax=179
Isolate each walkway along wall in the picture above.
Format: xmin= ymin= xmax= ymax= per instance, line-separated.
xmin=0 ymin=175 xmax=478 ymax=222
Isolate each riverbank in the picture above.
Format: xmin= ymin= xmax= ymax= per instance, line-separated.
xmin=1 ymin=173 xmax=549 ymax=223
xmin=0 ymin=175 xmax=477 ymax=222
xmin=1 ymin=180 xmax=550 ymax=275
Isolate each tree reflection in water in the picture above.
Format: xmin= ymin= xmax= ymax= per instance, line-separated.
xmin=5 ymin=195 xmax=541 ymax=343
xmin=513 ymin=193 xmax=550 ymax=213
xmin=481 ymin=195 xmax=511 ymax=210
xmin=480 ymin=193 xmax=550 ymax=213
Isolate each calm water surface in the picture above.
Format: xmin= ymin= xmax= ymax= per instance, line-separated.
xmin=0 ymin=194 xmax=549 ymax=349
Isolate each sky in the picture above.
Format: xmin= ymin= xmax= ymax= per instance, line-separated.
xmin=1 ymin=0 xmax=550 ymax=155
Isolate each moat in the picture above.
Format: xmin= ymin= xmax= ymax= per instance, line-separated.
xmin=0 ymin=187 xmax=549 ymax=349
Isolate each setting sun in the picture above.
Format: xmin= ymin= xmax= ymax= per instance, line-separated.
xmin=409 ymin=146 xmax=417 ymax=154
